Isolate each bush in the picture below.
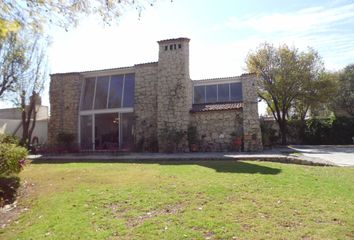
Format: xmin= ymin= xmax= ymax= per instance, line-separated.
xmin=0 ymin=143 xmax=28 ymax=176
xmin=0 ymin=134 xmax=20 ymax=145
xmin=303 ymin=117 xmax=354 ymax=144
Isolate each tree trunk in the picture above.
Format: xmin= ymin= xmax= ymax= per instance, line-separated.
xmin=278 ymin=119 xmax=287 ymax=145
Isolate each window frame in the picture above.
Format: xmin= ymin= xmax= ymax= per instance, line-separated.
xmin=193 ymin=81 xmax=243 ymax=104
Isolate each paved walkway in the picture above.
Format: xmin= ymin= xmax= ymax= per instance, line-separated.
xmin=29 ymin=145 xmax=354 ymax=167
xmin=288 ymin=145 xmax=354 ymax=167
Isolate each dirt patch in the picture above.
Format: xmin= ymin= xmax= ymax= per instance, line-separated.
xmin=107 ymin=202 xmax=185 ymax=228
xmin=0 ymin=176 xmax=20 ymax=207
xmin=0 ymin=179 xmax=33 ymax=229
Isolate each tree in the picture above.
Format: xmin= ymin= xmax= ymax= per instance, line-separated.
xmin=246 ymin=43 xmax=325 ymax=145
xmin=332 ymin=64 xmax=354 ymax=116
xmin=0 ymin=32 xmax=27 ymax=98
xmin=6 ymin=31 xmax=48 ymax=147
xmin=1 ymin=0 xmax=157 ymax=39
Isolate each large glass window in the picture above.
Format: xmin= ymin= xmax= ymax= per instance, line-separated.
xmin=95 ymin=113 xmax=119 ymax=150
xmin=217 ymin=84 xmax=229 ymax=102
xmin=80 ymin=73 xmax=135 ymax=110
xmin=80 ymin=115 xmax=92 ymax=150
xmin=81 ymin=78 xmax=95 ymax=110
xmin=206 ymin=85 xmax=217 ymax=103
xmin=94 ymin=76 xmax=109 ymax=109
xmin=193 ymin=82 xmax=243 ymax=103
xmin=194 ymin=85 xmax=205 ymax=104
xmin=108 ymin=75 xmax=124 ymax=108
xmin=230 ymin=82 xmax=243 ymax=101
xmin=123 ymin=73 xmax=135 ymax=107
xmin=121 ymin=112 xmax=135 ymax=150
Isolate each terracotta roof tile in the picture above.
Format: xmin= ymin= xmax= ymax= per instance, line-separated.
xmin=190 ymin=102 xmax=243 ymax=113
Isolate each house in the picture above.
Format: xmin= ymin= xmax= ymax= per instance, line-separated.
xmin=0 ymin=104 xmax=49 ymax=144
xmin=48 ymin=38 xmax=262 ymax=152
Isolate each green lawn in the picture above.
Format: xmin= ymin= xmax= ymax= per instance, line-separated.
xmin=1 ymin=160 xmax=353 ymax=239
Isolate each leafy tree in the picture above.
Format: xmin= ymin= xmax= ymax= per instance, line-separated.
xmin=3 ymin=30 xmax=48 ymax=147
xmin=332 ymin=64 xmax=354 ymax=116
xmin=246 ymin=43 xmax=325 ymax=144
xmin=0 ymin=32 xmax=27 ymax=98
xmin=1 ymin=0 xmax=157 ymax=39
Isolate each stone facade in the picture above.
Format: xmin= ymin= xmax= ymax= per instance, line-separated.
xmin=241 ymin=74 xmax=263 ymax=151
xmin=48 ymin=73 xmax=83 ymax=144
xmin=156 ymin=38 xmax=192 ymax=152
xmin=134 ymin=62 xmax=159 ymax=151
xmin=48 ymin=37 xmax=263 ymax=152
xmin=190 ymin=110 xmax=243 ymax=151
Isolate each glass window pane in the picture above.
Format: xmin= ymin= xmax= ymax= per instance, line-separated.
xmin=230 ymin=82 xmax=243 ymax=101
xmin=206 ymin=85 xmax=217 ymax=103
xmin=108 ymin=75 xmax=124 ymax=108
xmin=123 ymin=73 xmax=135 ymax=108
xmin=95 ymin=113 xmax=119 ymax=150
xmin=94 ymin=76 xmax=109 ymax=109
xmin=194 ymin=86 xmax=205 ymax=104
xmin=121 ymin=112 xmax=135 ymax=150
xmin=218 ymin=84 xmax=230 ymax=102
xmin=81 ymin=78 xmax=95 ymax=110
xmin=80 ymin=115 xmax=92 ymax=150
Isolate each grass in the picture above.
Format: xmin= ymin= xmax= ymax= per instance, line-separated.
xmin=1 ymin=160 xmax=353 ymax=239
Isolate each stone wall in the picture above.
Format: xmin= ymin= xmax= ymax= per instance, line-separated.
xmin=190 ymin=110 xmax=243 ymax=151
xmin=156 ymin=38 xmax=192 ymax=152
xmin=241 ymin=74 xmax=263 ymax=151
xmin=133 ymin=62 xmax=159 ymax=151
xmin=48 ymin=73 xmax=83 ymax=144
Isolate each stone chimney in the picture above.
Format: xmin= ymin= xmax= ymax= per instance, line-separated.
xmin=156 ymin=38 xmax=192 ymax=152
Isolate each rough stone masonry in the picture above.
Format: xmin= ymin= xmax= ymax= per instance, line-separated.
xmin=49 ymin=37 xmax=263 ymax=152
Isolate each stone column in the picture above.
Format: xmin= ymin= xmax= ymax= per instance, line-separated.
xmin=134 ymin=62 xmax=159 ymax=151
xmin=48 ymin=73 xmax=83 ymax=145
xmin=156 ymin=38 xmax=192 ymax=152
xmin=241 ymin=74 xmax=263 ymax=151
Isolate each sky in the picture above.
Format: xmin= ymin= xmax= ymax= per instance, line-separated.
xmin=1 ymin=0 xmax=354 ymax=113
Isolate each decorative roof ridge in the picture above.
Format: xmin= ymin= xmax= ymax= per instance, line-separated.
xmin=134 ymin=61 xmax=158 ymax=66
xmin=158 ymin=37 xmax=190 ymax=44
xmin=193 ymin=72 xmax=255 ymax=81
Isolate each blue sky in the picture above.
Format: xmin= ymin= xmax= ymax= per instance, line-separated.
xmin=1 ymin=0 xmax=354 ymax=111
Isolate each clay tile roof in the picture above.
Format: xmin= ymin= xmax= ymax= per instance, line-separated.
xmin=190 ymin=102 xmax=243 ymax=113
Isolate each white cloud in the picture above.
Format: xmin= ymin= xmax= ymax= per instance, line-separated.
xmin=226 ymin=3 xmax=354 ymax=34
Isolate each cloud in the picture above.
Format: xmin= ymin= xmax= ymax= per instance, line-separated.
xmin=226 ymin=3 xmax=354 ymax=34
xmin=223 ymin=3 xmax=354 ymax=71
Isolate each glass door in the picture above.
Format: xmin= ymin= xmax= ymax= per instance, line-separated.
xmin=94 ymin=113 xmax=119 ymax=150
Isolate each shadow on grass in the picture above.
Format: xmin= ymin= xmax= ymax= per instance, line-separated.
xmin=0 ymin=176 xmax=20 ymax=207
xmin=31 ymin=159 xmax=281 ymax=175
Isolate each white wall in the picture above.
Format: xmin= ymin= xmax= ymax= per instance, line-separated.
xmin=0 ymin=119 xmax=48 ymax=144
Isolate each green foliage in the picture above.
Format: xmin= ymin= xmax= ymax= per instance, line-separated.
xmin=187 ymin=126 xmax=198 ymax=144
xmin=303 ymin=117 xmax=354 ymax=144
xmin=159 ymin=127 xmax=186 ymax=152
xmin=0 ymin=0 xmax=156 ymax=39
xmin=0 ymin=133 xmax=20 ymax=145
xmin=260 ymin=119 xmax=279 ymax=146
xmin=246 ymin=43 xmax=325 ymax=144
xmin=0 ymin=143 xmax=28 ymax=176
xmin=332 ymin=64 xmax=354 ymax=116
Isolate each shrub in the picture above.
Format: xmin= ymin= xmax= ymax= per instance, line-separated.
xmin=0 ymin=143 xmax=28 ymax=176
xmin=303 ymin=117 xmax=354 ymax=144
xmin=260 ymin=119 xmax=279 ymax=147
xmin=0 ymin=134 xmax=20 ymax=145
